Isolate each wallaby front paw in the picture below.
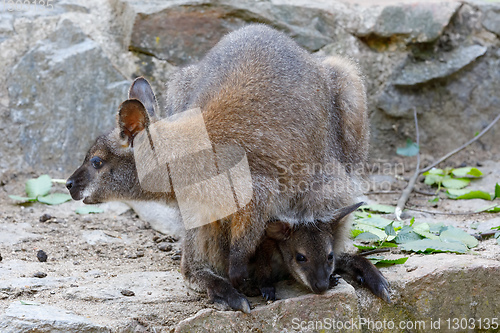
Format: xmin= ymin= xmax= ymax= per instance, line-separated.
xmin=260 ymin=286 xmax=276 ymax=301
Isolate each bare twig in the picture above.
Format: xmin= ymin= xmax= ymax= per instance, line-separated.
xmin=405 ymin=207 xmax=487 ymax=216
xmin=364 ymin=190 xmax=399 ymax=195
xmin=395 ymin=108 xmax=420 ymax=220
xmin=360 ymin=248 xmax=391 ymax=256
xmin=420 ymin=113 xmax=500 ymax=173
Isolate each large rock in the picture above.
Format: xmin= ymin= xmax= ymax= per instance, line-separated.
xmin=392 ymin=45 xmax=487 ymax=87
xmin=7 ymin=19 xmax=129 ymax=174
xmin=0 ymin=302 xmax=109 ymax=333
xmin=354 ymin=2 xmax=461 ymax=43
xmin=175 ymin=254 xmax=500 ymax=332
xmin=175 ymin=280 xmax=361 ymax=332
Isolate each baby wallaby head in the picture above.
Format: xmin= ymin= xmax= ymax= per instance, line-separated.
xmin=66 ymin=77 xmax=162 ymax=204
xmin=266 ymin=202 xmax=364 ymax=294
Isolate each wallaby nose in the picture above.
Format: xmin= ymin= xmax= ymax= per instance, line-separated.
xmin=66 ymin=179 xmax=74 ymax=191
xmin=313 ymin=280 xmax=329 ymax=294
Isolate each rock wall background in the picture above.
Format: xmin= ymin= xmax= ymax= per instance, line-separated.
xmin=0 ymin=0 xmax=499 ymax=176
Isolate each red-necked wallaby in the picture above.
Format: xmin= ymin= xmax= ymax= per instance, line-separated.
xmin=254 ymin=202 xmax=390 ymax=302
xmin=66 ymin=24 xmax=369 ymax=312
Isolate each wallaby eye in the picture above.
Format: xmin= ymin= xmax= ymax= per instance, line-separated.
xmin=90 ymin=156 xmax=104 ymax=169
xmin=295 ymin=253 xmax=307 ymax=262
xmin=328 ymin=252 xmax=334 ymax=261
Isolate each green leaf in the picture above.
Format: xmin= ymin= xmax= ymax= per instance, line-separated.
xmin=26 ymin=175 xmax=52 ymax=198
xmin=439 ymin=226 xmax=479 ymax=249
xmin=359 ymin=204 xmax=396 ymax=214
xmin=355 ymin=232 xmax=381 ymax=242
xmin=75 ymin=206 xmax=104 ymax=214
xmin=423 ymin=168 xmax=445 ymax=176
xmin=397 ymin=138 xmax=419 ymax=157
xmin=428 ymin=222 xmax=446 ymax=234
xmin=351 ymin=229 xmax=363 ymax=238
xmin=353 ymin=244 xmax=377 ymax=250
xmin=400 ymin=239 xmax=468 ymax=253
xmin=413 ymin=223 xmax=439 ymax=240
xmin=356 ymin=215 xmax=393 ymax=229
xmin=496 ymin=183 xmax=500 ymax=199
xmin=451 ymin=167 xmax=483 ymax=178
xmin=352 ymin=223 xmax=387 ymax=240
xmin=441 ymin=177 xmax=470 ymax=189
xmin=8 ymin=195 xmax=37 ymax=203
xmin=384 ymin=222 xmax=396 ymax=237
xmin=367 ymin=256 xmax=409 ymax=266
xmin=446 ymin=189 xmax=492 ymax=200
xmin=19 ymin=300 xmax=41 ymax=306
xmin=394 ymin=225 xmax=422 ymax=244
xmin=428 ymin=197 xmax=439 ymax=203
xmin=424 ymin=174 xmax=444 ymax=186
xmin=37 ymin=193 xmax=72 ymax=205
xmin=491 ymin=226 xmax=500 ymax=230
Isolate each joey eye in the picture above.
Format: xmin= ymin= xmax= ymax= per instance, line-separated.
xmin=328 ymin=252 xmax=334 ymax=261
xmin=90 ymin=156 xmax=104 ymax=169
xmin=296 ymin=253 xmax=307 ymax=262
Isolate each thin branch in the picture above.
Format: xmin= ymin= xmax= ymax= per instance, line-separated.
xmin=395 ymin=108 xmax=420 ymax=220
xmin=360 ymin=248 xmax=391 ymax=256
xmin=420 ymin=113 xmax=500 ymax=173
xmin=405 ymin=207 xmax=487 ymax=216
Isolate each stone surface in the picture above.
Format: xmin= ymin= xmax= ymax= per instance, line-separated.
xmin=0 ymin=302 xmax=109 ymax=333
xmin=482 ymin=9 xmax=500 ymax=36
xmin=6 ymin=19 xmax=129 ymax=174
xmin=354 ymin=2 xmax=461 ymax=43
xmin=392 ymin=45 xmax=487 ymax=86
xmin=176 ymin=280 xmax=360 ymax=332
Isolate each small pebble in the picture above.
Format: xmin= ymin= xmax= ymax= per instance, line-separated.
xmin=121 ymin=289 xmax=135 ymax=297
xmin=33 ymin=272 xmax=47 ymax=278
xmin=158 ymin=243 xmax=172 ymax=252
xmin=153 ymin=235 xmax=178 ymax=243
xmin=136 ymin=250 xmax=145 ymax=258
xmin=171 ymin=254 xmax=181 ymax=261
xmin=39 ymin=214 xmax=53 ymax=222
xmin=37 ymin=250 xmax=48 ymax=262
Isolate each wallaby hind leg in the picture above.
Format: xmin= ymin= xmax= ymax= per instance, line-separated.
xmin=181 ymin=230 xmax=251 ymax=313
xmin=335 ymin=253 xmax=390 ymax=302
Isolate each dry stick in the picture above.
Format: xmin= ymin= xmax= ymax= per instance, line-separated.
xmin=395 ymin=108 xmax=420 ymax=220
xmin=359 ymin=248 xmax=391 ymax=256
xmin=420 ymin=112 xmax=500 ymax=173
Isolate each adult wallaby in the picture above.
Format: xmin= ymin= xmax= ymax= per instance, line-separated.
xmin=66 ymin=24 xmax=369 ymax=312
xmin=254 ymin=202 xmax=390 ymax=303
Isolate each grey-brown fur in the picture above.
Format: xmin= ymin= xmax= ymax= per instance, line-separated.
xmin=256 ymin=202 xmax=390 ymax=302
xmin=66 ymin=24 xmax=369 ymax=312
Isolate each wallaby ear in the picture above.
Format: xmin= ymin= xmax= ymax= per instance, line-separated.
xmin=331 ymin=202 xmax=365 ymax=221
xmin=128 ymin=77 xmax=158 ymax=119
xmin=266 ymin=221 xmax=292 ymax=241
xmin=118 ymin=99 xmax=150 ymax=147
xmin=319 ymin=202 xmax=364 ymax=234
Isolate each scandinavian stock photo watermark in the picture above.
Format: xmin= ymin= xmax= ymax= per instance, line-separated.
xmin=133 ymin=107 xmax=253 ymax=230
xmin=132 ymin=106 xmax=403 ymax=230
xmin=290 ymin=316 xmax=499 ymax=331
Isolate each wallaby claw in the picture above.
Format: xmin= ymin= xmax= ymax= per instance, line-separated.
xmin=260 ymin=286 xmax=276 ymax=302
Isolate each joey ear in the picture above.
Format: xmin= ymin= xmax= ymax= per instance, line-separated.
xmin=331 ymin=202 xmax=365 ymax=221
xmin=128 ymin=77 xmax=158 ymax=119
xmin=321 ymin=202 xmax=365 ymax=232
xmin=266 ymin=221 xmax=292 ymax=241
xmin=118 ymin=99 xmax=150 ymax=146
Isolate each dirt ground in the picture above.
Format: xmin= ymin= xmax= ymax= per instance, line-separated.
xmin=0 ymin=150 xmax=499 ymax=331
